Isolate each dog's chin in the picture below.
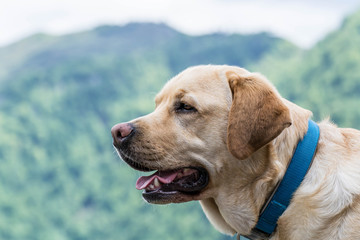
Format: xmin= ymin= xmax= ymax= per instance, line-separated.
xmin=142 ymin=190 xmax=200 ymax=204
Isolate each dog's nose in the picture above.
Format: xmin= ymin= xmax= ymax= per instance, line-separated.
xmin=111 ymin=122 xmax=134 ymax=145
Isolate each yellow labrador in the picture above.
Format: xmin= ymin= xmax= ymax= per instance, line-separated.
xmin=111 ymin=65 xmax=360 ymax=239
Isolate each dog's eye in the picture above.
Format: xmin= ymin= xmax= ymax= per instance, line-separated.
xmin=175 ymin=102 xmax=197 ymax=113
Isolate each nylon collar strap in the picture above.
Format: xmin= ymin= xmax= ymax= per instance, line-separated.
xmin=238 ymin=119 xmax=320 ymax=240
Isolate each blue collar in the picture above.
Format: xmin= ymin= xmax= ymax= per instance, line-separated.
xmin=240 ymin=119 xmax=320 ymax=239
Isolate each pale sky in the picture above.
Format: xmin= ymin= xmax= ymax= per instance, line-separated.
xmin=1 ymin=0 xmax=359 ymax=48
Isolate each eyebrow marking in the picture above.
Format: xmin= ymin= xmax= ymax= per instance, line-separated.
xmin=175 ymin=89 xmax=186 ymax=100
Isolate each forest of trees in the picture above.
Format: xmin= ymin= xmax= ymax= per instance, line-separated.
xmin=0 ymin=9 xmax=359 ymax=240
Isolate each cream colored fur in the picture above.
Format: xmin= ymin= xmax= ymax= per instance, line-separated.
xmin=122 ymin=65 xmax=360 ymax=239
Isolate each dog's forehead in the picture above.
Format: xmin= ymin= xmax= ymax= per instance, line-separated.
xmin=156 ymin=66 xmax=226 ymax=104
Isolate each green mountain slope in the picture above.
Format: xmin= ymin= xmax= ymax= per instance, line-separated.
xmin=0 ymin=23 xmax=296 ymax=240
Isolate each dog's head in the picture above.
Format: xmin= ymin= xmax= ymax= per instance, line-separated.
xmin=111 ymin=65 xmax=291 ymax=232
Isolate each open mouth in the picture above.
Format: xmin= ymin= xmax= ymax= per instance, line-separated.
xmin=135 ymin=167 xmax=209 ymax=204
xmin=115 ymin=148 xmax=209 ymax=204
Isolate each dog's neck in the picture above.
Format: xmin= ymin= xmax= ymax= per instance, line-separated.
xmin=200 ymin=99 xmax=312 ymax=237
xmin=249 ymin=100 xmax=313 ymax=236
xmin=249 ymin=119 xmax=319 ymax=240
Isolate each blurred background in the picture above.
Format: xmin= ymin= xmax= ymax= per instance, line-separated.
xmin=1 ymin=0 xmax=360 ymax=239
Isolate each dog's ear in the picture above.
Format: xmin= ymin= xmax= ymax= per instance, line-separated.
xmin=226 ymin=71 xmax=291 ymax=160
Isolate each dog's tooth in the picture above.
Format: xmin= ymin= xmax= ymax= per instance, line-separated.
xmin=149 ymin=184 xmax=155 ymax=190
xmin=154 ymin=178 xmax=160 ymax=187
xmin=183 ymin=168 xmax=191 ymax=175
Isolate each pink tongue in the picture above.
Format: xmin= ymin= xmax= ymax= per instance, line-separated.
xmin=136 ymin=171 xmax=179 ymax=190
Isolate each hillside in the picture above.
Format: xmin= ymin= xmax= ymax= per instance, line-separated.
xmin=0 ymin=9 xmax=359 ymax=239
xmin=0 ymin=23 xmax=297 ymax=240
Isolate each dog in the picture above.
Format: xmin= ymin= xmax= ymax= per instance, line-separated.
xmin=111 ymin=65 xmax=360 ymax=239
